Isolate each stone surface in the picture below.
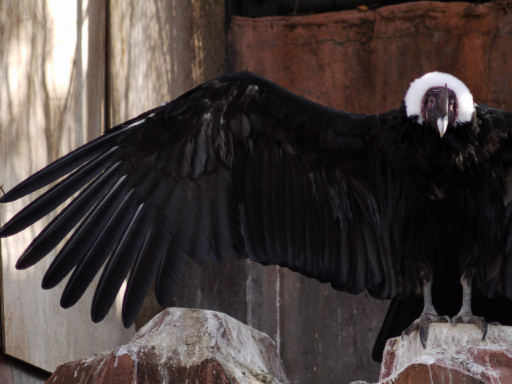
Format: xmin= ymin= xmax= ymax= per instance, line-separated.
xmin=45 ymin=308 xmax=288 ymax=384
xmin=354 ymin=323 xmax=512 ymax=384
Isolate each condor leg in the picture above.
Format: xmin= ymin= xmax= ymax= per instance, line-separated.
xmin=402 ymin=277 xmax=449 ymax=348
xmin=451 ymin=275 xmax=488 ymax=339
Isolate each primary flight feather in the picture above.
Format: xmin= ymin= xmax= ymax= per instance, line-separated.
xmin=2 ymin=71 xmax=512 ymax=361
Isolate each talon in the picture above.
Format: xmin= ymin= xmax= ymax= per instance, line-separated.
xmin=452 ymin=314 xmax=488 ymax=340
xmin=402 ymin=312 xmax=449 ymax=348
xmin=419 ymin=318 xmax=429 ymax=349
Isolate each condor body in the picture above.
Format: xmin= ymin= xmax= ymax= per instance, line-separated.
xmin=2 ymin=71 xmax=512 ymax=361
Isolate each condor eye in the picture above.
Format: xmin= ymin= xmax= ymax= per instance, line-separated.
xmin=427 ymin=96 xmax=436 ymax=106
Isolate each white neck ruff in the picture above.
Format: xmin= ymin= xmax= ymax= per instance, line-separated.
xmin=404 ymin=72 xmax=475 ymax=123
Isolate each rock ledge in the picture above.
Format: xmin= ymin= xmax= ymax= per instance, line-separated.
xmin=355 ymin=323 xmax=512 ymax=384
xmin=46 ymin=308 xmax=288 ymax=384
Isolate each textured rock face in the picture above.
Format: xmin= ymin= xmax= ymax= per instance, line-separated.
xmin=46 ymin=308 xmax=288 ymax=384
xmin=354 ymin=323 xmax=512 ymax=384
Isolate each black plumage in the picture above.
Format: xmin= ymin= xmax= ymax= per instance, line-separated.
xmin=3 ymin=71 xmax=512 ymax=361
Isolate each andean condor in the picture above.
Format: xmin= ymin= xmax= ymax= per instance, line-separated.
xmin=2 ymin=71 xmax=512 ymax=362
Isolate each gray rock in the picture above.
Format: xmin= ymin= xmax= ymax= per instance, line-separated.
xmin=354 ymin=323 xmax=512 ymax=384
xmin=46 ymin=308 xmax=288 ymax=384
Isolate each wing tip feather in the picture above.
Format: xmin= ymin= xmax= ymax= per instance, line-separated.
xmin=15 ymin=256 xmax=30 ymax=270
xmin=0 ymin=192 xmax=17 ymax=203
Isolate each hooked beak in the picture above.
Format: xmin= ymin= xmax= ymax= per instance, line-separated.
xmin=437 ymin=116 xmax=448 ymax=137
xmin=437 ymin=84 xmax=449 ymax=137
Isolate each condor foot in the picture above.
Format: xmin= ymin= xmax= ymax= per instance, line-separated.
xmin=402 ymin=312 xmax=450 ymax=348
xmin=451 ymin=314 xmax=488 ymax=340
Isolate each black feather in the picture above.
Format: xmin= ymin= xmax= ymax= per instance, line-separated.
xmin=262 ymin=146 xmax=278 ymax=264
xmin=190 ymin=177 xmax=214 ymax=264
xmin=16 ymin=162 xmax=123 ymax=269
xmin=214 ymin=167 xmax=234 ymax=260
xmin=0 ymin=123 xmax=136 ymax=203
xmin=155 ymin=244 xmax=188 ymax=307
xmin=122 ymin=227 xmax=167 ymax=327
xmin=91 ymin=202 xmax=147 ymax=322
xmin=118 ymin=175 xmax=177 ymax=324
xmin=60 ymin=188 xmax=138 ymax=308
xmin=40 ymin=175 xmax=130 ymax=287
xmin=0 ymin=147 xmax=120 ymax=237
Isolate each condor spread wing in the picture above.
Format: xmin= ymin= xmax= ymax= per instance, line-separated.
xmin=0 ymin=72 xmax=396 ymax=326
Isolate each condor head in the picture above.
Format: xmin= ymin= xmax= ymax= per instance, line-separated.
xmin=404 ymin=72 xmax=475 ymax=137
